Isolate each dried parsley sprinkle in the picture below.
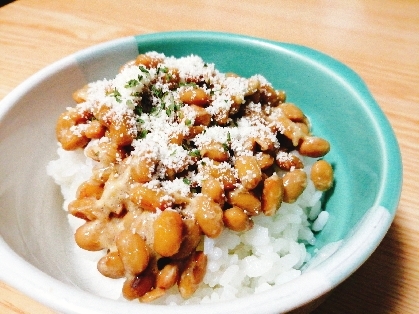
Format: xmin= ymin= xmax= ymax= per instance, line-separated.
xmin=227 ymin=131 xmax=231 ymax=142
xmin=134 ymin=106 xmax=143 ymax=116
xmin=139 ymin=65 xmax=149 ymax=73
xmin=137 ymin=129 xmax=148 ymax=139
xmin=183 ymin=178 xmax=191 ymax=185
xmin=188 ymin=149 xmax=201 ymax=157
xmin=165 ymin=103 xmax=180 ymax=116
xmin=157 ymin=66 xmax=169 ymax=75
xmin=108 ymin=88 xmax=122 ymax=103
xmin=125 ymin=79 xmax=139 ymax=88
xmin=180 ymin=82 xmax=197 ymax=88
xmin=151 ymin=86 xmax=165 ymax=99
xmin=222 ymin=142 xmax=229 ymax=151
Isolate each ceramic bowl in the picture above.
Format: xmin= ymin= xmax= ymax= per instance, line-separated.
xmin=0 ymin=31 xmax=402 ymax=313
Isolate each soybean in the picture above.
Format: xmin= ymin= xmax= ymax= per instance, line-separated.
xmin=298 ymin=136 xmax=330 ymax=158
xmin=223 ymin=206 xmax=253 ymax=232
xmin=282 ymin=169 xmax=307 ymax=203
xmin=153 ymin=210 xmax=183 ymax=257
xmin=116 ymin=230 xmax=149 ymax=276
xmin=310 ymin=160 xmax=334 ymax=191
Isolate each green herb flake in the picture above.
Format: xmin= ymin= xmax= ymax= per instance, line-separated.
xmin=151 ymin=86 xmax=164 ymax=99
xmin=180 ymin=82 xmax=197 ymax=88
xmin=165 ymin=103 xmax=179 ymax=116
xmin=188 ymin=149 xmax=201 ymax=157
xmin=185 ymin=119 xmax=192 ymax=126
xmin=158 ymin=66 xmax=169 ymax=74
xmin=108 ymin=88 xmax=122 ymax=103
xmin=125 ymin=79 xmax=139 ymax=88
xmin=139 ymin=66 xmax=149 ymax=74
xmin=134 ymin=106 xmax=143 ymax=116
xmin=137 ymin=129 xmax=148 ymax=139
xmin=183 ymin=178 xmax=191 ymax=185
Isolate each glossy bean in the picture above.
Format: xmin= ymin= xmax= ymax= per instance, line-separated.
xmin=153 ymin=210 xmax=183 ymax=257
xmin=139 ymin=287 xmax=166 ymax=303
xmin=171 ymin=218 xmax=202 ymax=260
xmin=275 ymin=151 xmax=304 ymax=171
xmin=130 ymin=184 xmax=172 ymax=212
xmin=156 ymin=263 xmax=179 ymax=289
xmin=255 ymin=152 xmax=274 ymax=170
xmin=130 ymin=155 xmax=156 ymax=183
xmin=179 ymin=87 xmax=209 ymax=107
xmin=201 ymin=177 xmax=225 ymax=206
xmin=193 ymin=194 xmax=224 ymax=238
xmin=298 ymin=136 xmax=330 ymax=158
xmin=122 ymin=271 xmax=155 ymax=300
xmin=84 ymin=120 xmax=106 ymax=139
xmin=280 ymin=103 xmax=306 ymax=122
xmin=74 ymin=220 xmax=106 ymax=251
xmin=310 ymin=160 xmax=334 ymax=191
xmin=260 ymin=84 xmax=279 ymax=106
xmin=282 ymin=169 xmax=307 ymax=203
xmin=189 ymin=105 xmax=211 ymax=126
xmin=261 ymin=173 xmax=284 ymax=216
xmin=235 ymin=155 xmax=262 ymax=190
xmin=116 ymin=230 xmax=149 ymax=276
xmin=134 ymin=53 xmax=162 ymax=68
xmin=97 ymin=251 xmax=125 ymax=279
xmin=227 ymin=188 xmax=261 ymax=216
xmin=223 ymin=206 xmax=253 ymax=232
xmin=68 ymin=197 xmax=98 ymax=221
xmin=76 ymin=179 xmax=104 ymax=200
xmin=200 ymin=141 xmax=229 ymax=162
xmin=201 ymin=161 xmax=237 ymax=190
xmin=55 ymin=108 xmax=89 ymax=150
xmin=72 ymin=85 xmax=89 ymax=103
xmin=178 ymin=251 xmax=207 ymax=299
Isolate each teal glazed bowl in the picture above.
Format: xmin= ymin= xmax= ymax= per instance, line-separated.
xmin=0 ymin=32 xmax=402 ymax=313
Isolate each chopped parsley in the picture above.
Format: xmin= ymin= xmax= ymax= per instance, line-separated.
xmin=179 ymin=82 xmax=197 ymax=88
xmin=188 ymin=149 xmax=201 ymax=157
xmin=222 ymin=142 xmax=229 ymax=151
xmin=125 ymin=79 xmax=139 ymax=88
xmin=151 ymin=86 xmax=167 ymax=99
xmin=137 ymin=129 xmax=148 ymax=139
xmin=134 ymin=105 xmax=143 ymax=116
xmin=108 ymin=88 xmax=122 ymax=103
xmin=139 ymin=65 xmax=149 ymax=74
xmin=165 ymin=102 xmax=180 ymax=116
xmin=157 ymin=66 xmax=169 ymax=75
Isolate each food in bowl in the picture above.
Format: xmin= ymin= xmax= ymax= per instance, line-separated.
xmin=47 ymin=51 xmax=334 ymax=303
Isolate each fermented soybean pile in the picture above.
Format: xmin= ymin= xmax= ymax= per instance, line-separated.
xmin=47 ymin=52 xmax=334 ymax=304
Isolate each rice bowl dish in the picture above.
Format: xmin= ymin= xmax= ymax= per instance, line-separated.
xmin=0 ymin=31 xmax=402 ymax=314
xmin=46 ymin=51 xmax=334 ymax=304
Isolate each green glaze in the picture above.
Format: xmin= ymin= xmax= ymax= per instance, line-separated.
xmin=134 ymin=31 xmax=402 ymax=249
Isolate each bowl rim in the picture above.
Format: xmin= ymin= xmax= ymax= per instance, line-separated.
xmin=0 ymin=31 xmax=402 ymax=314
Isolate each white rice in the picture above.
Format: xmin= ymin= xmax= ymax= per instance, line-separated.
xmin=47 ymin=145 xmax=329 ymax=304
